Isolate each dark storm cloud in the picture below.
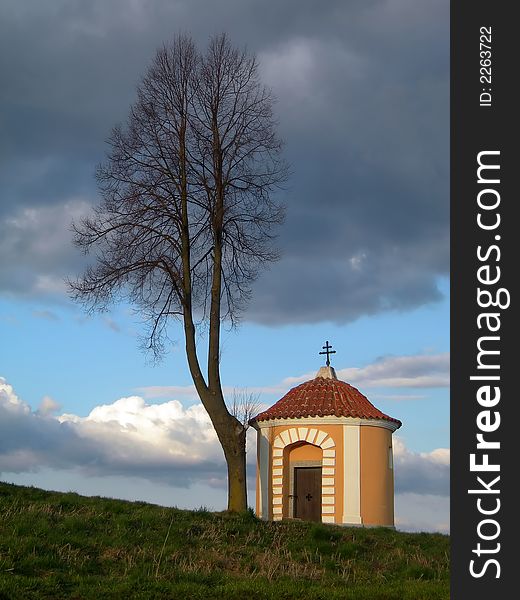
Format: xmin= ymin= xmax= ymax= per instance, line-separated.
xmin=0 ymin=0 xmax=448 ymax=323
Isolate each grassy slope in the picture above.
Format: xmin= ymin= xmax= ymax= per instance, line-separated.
xmin=0 ymin=482 xmax=449 ymax=599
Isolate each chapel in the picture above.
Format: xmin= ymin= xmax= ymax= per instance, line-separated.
xmin=249 ymin=342 xmax=401 ymax=527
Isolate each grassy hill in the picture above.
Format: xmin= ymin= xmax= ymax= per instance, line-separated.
xmin=0 ymin=481 xmax=449 ymax=599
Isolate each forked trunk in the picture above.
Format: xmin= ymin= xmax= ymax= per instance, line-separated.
xmin=183 ymin=306 xmax=248 ymax=513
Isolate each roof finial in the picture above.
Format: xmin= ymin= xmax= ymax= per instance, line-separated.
xmin=319 ymin=340 xmax=336 ymax=367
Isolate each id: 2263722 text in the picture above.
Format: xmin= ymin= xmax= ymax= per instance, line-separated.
xmin=480 ymin=26 xmax=492 ymax=107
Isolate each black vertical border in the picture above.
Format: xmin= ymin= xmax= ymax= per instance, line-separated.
xmin=451 ymin=1 xmax=517 ymax=597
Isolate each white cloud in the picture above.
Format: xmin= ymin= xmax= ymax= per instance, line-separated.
xmin=0 ymin=377 xmax=225 ymax=486
xmin=261 ymin=352 xmax=449 ymax=394
xmin=393 ymin=438 xmax=450 ymax=532
xmin=336 ymin=353 xmax=450 ymax=388
xmin=37 ymin=395 xmax=62 ymax=416
xmin=0 ymin=377 xmax=28 ymax=412
xmin=61 ymin=395 xmax=219 ymax=459
xmin=395 ymin=493 xmax=450 ymax=534
xmin=393 ymin=436 xmax=449 ymax=496
xmin=137 ymin=384 xmax=200 ymax=400
xmin=138 ymin=352 xmax=449 ymax=405
xmin=277 ymin=352 xmax=450 ymax=392
xmin=370 ymin=393 xmax=427 ymax=401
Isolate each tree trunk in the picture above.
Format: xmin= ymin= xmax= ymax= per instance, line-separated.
xmin=201 ymin=401 xmax=248 ymax=512
xmin=219 ymin=418 xmax=247 ymax=512
xmin=183 ymin=316 xmax=248 ymax=513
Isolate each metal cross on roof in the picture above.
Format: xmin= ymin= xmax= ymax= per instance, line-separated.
xmin=319 ymin=341 xmax=336 ymax=367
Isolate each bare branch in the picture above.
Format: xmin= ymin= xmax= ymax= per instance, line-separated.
xmin=228 ymin=388 xmax=262 ymax=430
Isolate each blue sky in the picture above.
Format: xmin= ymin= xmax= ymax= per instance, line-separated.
xmin=0 ymin=0 xmax=449 ymax=532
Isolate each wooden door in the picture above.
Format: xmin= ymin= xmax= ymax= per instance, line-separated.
xmin=294 ymin=467 xmax=322 ymax=522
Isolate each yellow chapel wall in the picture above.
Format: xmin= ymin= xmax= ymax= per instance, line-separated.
xmin=359 ymin=426 xmax=394 ymax=526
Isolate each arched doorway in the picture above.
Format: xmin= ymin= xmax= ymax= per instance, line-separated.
xmin=284 ymin=441 xmax=322 ymax=521
xmin=269 ymin=427 xmax=337 ymax=522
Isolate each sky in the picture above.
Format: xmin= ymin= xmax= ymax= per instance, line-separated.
xmin=0 ymin=0 xmax=449 ymax=533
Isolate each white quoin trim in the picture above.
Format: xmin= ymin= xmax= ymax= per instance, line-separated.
xmin=258 ymin=428 xmax=270 ymax=519
xmin=271 ymin=428 xmax=336 ymax=522
xmin=343 ymin=424 xmax=362 ymax=525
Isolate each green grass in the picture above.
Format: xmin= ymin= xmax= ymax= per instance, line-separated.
xmin=0 ymin=482 xmax=449 ymax=599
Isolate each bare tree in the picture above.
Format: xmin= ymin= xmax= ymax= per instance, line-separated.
xmin=229 ymin=389 xmax=262 ymax=430
xmin=68 ymin=34 xmax=286 ymax=512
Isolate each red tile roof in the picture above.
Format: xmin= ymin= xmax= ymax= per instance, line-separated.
xmin=252 ymin=376 xmax=401 ymax=426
